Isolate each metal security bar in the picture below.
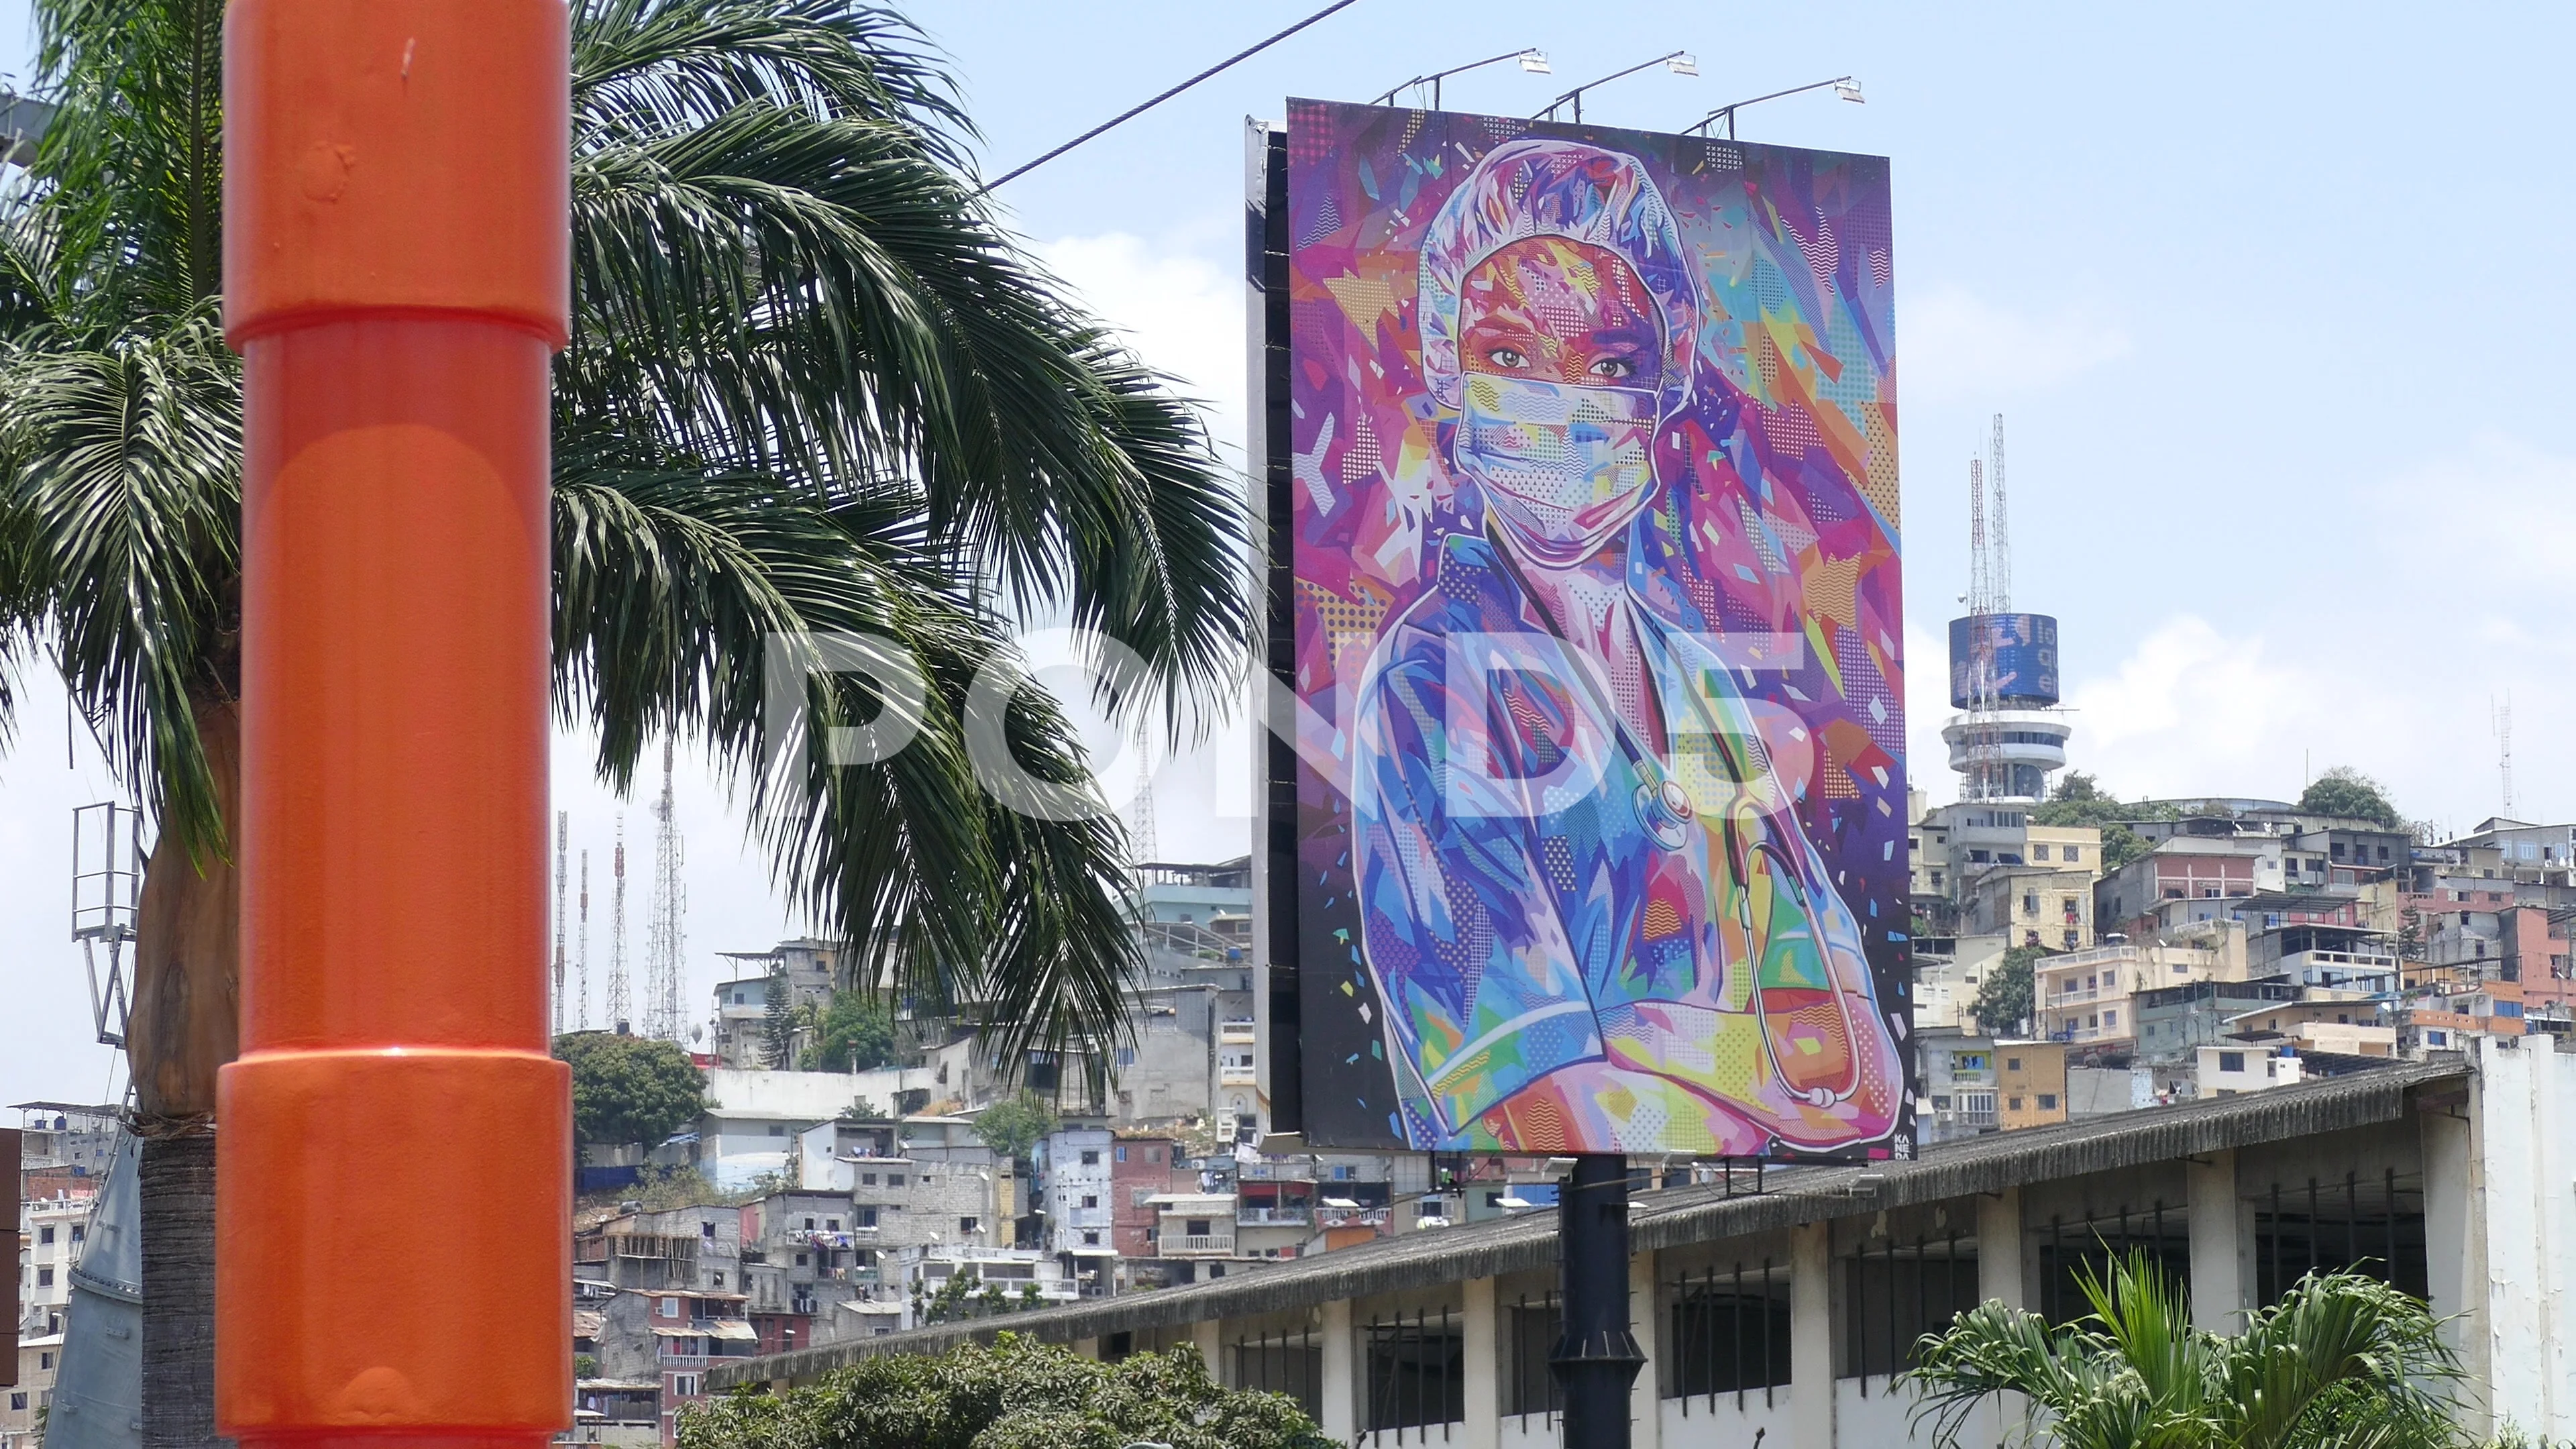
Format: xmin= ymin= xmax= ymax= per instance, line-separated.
xmin=1364 ymin=1305 xmax=1463 ymax=1440
xmin=2255 ymin=1169 xmax=2427 ymax=1305
xmin=1666 ymin=1256 xmax=1790 ymax=1412
xmin=1840 ymin=1232 xmax=1982 ymax=1388
xmin=1505 ymin=1292 xmax=1562 ymax=1423
xmin=2038 ymin=1198 xmax=2189 ymax=1325
xmin=1230 ymin=1325 xmax=1323 ymax=1420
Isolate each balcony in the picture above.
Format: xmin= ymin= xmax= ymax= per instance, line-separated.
xmin=2046 ymin=984 xmax=2102 ymax=1004
xmin=1159 ymin=1232 xmax=1236 ymax=1257
xmin=1236 ymin=1206 xmax=1311 ymax=1226
xmin=1219 ymin=1065 xmax=1258 ymax=1086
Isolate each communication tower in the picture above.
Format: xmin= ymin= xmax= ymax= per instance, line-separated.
xmin=606 ymin=818 xmax=630 ymax=1032
xmin=644 ymin=738 xmax=688 ymax=1042
xmin=2496 ymin=694 xmax=2515 ymax=816
xmin=1126 ymin=717 xmax=1160 ymax=871
xmin=551 ymin=811 xmax=568 ymax=1035
xmin=1942 ymin=414 xmax=2070 ymax=801
xmin=577 ymin=849 xmax=592 ymax=1029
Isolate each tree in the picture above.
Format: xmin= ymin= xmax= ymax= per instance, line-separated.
xmin=1905 ymin=1254 xmax=2463 ymax=1449
xmin=557 ymin=1033 xmax=708 ymax=1153
xmin=1971 ymin=945 xmax=2045 ymax=1035
xmin=2032 ymin=775 xmax=2182 ymax=873
xmin=973 ymin=1089 xmax=1060 ymax=1167
xmin=2300 ymin=766 xmax=2406 ymax=830
xmin=761 ymin=967 xmax=796 ymax=1069
xmin=0 ymin=2 xmax=1245 ymax=1435
xmin=678 ymin=1335 xmax=1333 ymax=1449
xmin=803 ymin=991 xmax=898 ymax=1073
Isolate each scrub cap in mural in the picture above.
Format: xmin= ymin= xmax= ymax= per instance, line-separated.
xmin=1417 ymin=138 xmax=1699 ymax=419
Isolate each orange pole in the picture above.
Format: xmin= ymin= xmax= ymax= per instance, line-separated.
xmin=219 ymin=5 xmax=570 ymax=1448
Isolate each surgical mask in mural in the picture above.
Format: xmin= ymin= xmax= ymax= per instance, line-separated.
xmin=1455 ymin=374 xmax=1658 ymax=557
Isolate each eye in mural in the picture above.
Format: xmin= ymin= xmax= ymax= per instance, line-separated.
xmin=1273 ymin=101 xmax=1911 ymax=1160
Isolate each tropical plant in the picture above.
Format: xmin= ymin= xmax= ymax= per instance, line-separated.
xmin=0 ymin=1 xmax=1248 ymax=1441
xmin=804 ymin=989 xmax=898 ymax=1073
xmin=1971 ymin=944 xmax=2048 ymax=1035
xmin=2300 ymin=767 xmax=2406 ymax=831
xmin=558 ymin=1032 xmax=709 ymax=1152
xmin=1904 ymin=1253 xmax=2465 ymax=1449
xmin=973 ymin=1088 xmax=1060 ymax=1165
xmin=678 ymin=1335 xmax=1334 ymax=1449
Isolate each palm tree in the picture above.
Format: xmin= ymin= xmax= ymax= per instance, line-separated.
xmin=1904 ymin=1253 xmax=2465 ymax=1449
xmin=0 ymin=2 xmax=1248 ymax=1444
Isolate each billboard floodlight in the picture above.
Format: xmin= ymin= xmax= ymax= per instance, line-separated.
xmin=1534 ymin=50 xmax=1699 ymax=123
xmin=1373 ymin=47 xmax=1553 ymax=109
xmin=1688 ymin=75 xmax=1866 ymax=140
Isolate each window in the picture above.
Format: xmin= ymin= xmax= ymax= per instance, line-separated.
xmin=9 ymin=1394 xmax=23 ymax=1412
xmin=960 ymin=1217 xmax=980 ymax=1234
xmin=1210 ymin=1264 xmax=1228 ymax=1279
xmin=861 ymin=1173 xmax=876 ymax=1186
xmin=2031 ymin=845 xmax=2049 ymax=861
xmin=857 ymin=1207 xmax=879 ymax=1228
xmin=827 ymin=1218 xmax=841 ymax=1231
xmin=794 ymin=1252 xmax=808 ymax=1267
xmin=2037 ymin=1094 xmax=2058 ymax=1110
xmin=2218 ymin=1051 xmax=2245 ymax=1072
xmin=804 ymin=1217 xmax=816 ymax=1230
xmin=1080 ymin=1149 xmax=1100 ymax=1167
xmin=672 ymin=1375 xmax=700 ymax=1397
xmin=38 ymin=1226 xmax=54 ymax=1244
xmin=661 ymin=1297 xmax=680 ymax=1316
xmin=2023 ymin=893 xmax=2040 ymax=917
xmin=2065 ymin=847 xmax=2082 ymax=863
xmin=36 ymin=1268 xmax=52 ymax=1287
xmin=69 ymin=1226 xmax=83 ymax=1243
xmin=1082 ymin=1194 xmax=1099 ymax=1209
xmin=2007 ymin=1097 xmax=2024 ymax=1111
xmin=767 ymin=1124 xmax=786 ymax=1137
xmin=1084 ymin=1230 xmax=1102 ymax=1245
xmin=2005 ymin=1057 xmax=2023 ymax=1071
xmin=1115 ymin=1145 xmax=1128 ymax=1163
xmin=2103 ymin=1010 xmax=2118 ymax=1027
xmin=1931 ymin=1094 xmax=1951 ymax=1109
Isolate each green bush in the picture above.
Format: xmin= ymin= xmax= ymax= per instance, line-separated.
xmin=679 ymin=1334 xmax=1330 ymax=1449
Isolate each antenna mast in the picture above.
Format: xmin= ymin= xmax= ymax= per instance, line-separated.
xmin=1960 ymin=415 xmax=2017 ymax=800
xmin=606 ymin=818 xmax=630 ymax=1032
xmin=552 ymin=811 xmax=568 ymax=1036
xmin=645 ymin=737 xmax=688 ymax=1042
xmin=2496 ymin=694 xmax=2515 ymax=817
xmin=577 ymin=848 xmax=592 ymax=1029
xmin=1127 ymin=718 xmax=1160 ymax=871
xmin=1989 ymin=413 xmax=2012 ymax=612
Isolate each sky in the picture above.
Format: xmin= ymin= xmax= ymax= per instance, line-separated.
xmin=4 ymin=1 xmax=2575 ymax=1104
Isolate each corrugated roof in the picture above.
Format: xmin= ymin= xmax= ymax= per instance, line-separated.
xmin=711 ymin=1059 xmax=2469 ymax=1389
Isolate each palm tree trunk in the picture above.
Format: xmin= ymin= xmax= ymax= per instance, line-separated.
xmin=127 ymin=694 xmax=239 ymax=1449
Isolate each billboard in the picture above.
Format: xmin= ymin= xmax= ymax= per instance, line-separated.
xmin=1260 ymin=99 xmax=1911 ymax=1160
xmin=1947 ymin=612 xmax=2060 ymax=708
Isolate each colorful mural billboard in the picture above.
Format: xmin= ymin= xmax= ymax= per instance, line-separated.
xmin=1268 ymin=99 xmax=1911 ymax=1159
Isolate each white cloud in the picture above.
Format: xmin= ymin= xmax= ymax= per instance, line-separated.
xmin=1032 ymin=231 xmax=1248 ymax=468
xmin=1904 ymin=283 xmax=2133 ymax=402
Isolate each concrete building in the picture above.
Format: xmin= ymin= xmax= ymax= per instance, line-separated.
xmin=17 ymin=1181 xmax=98 ymax=1340
xmin=576 ymin=1205 xmax=743 ymax=1295
xmin=739 ymin=1191 xmax=865 ymax=1356
xmin=1036 ymin=1125 xmax=1118 ymax=1294
xmin=705 ymin=940 xmax=841 ymax=1069
xmin=718 ymin=1048 xmax=2576 ymax=1448
xmin=2094 ymin=835 xmax=2286 ymax=940
xmin=1 ymin=1334 xmax=63 ymax=1449
xmin=1907 ymin=933 xmax=2006 ymax=1032
xmin=596 ymin=1285 xmax=756 ymax=1446
xmin=2033 ymin=930 xmax=2249 ymax=1060
xmin=2198 ymin=1042 xmax=2304 ymax=1097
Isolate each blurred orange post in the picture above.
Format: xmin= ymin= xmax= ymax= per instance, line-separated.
xmin=219 ymin=3 xmax=571 ymax=1445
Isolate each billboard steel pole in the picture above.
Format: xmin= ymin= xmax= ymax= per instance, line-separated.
xmin=1553 ymin=1154 xmax=1644 ymax=1449
xmin=217 ymin=4 xmax=572 ymax=1446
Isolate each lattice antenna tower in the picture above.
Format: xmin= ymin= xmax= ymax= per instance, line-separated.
xmin=551 ymin=812 xmax=569 ymax=1036
xmin=1126 ymin=717 xmax=1160 ymax=872
xmin=1988 ymin=413 xmax=2012 ymax=612
xmin=577 ymin=848 xmax=592 ymax=1029
xmin=2496 ymin=694 xmax=2514 ymax=816
xmin=606 ymin=818 xmax=630 ymax=1032
xmin=645 ymin=737 xmax=688 ymax=1042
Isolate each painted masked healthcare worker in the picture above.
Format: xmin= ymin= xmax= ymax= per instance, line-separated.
xmin=1353 ymin=137 xmax=1904 ymax=1155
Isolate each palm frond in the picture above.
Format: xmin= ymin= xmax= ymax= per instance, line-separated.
xmin=0 ymin=305 xmax=241 ymax=853
xmin=32 ymin=0 xmax=225 ymax=316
